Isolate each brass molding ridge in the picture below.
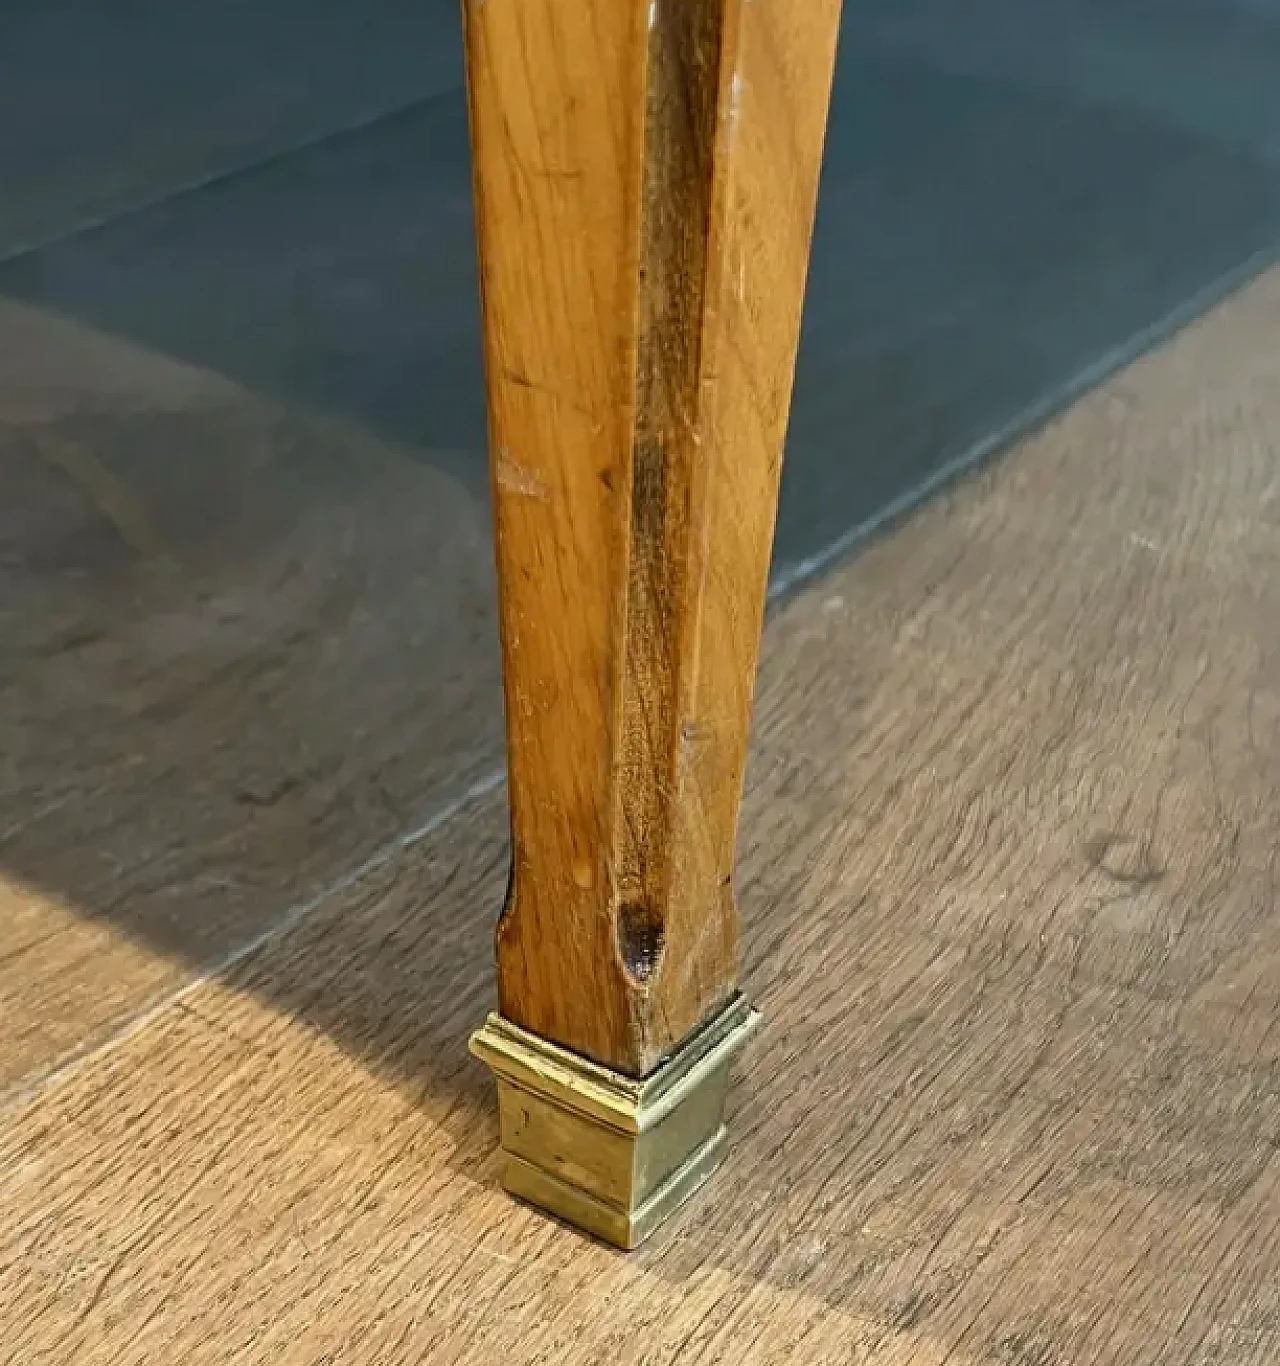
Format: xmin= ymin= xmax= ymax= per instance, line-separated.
xmin=470 ymin=994 xmax=761 ymax=1248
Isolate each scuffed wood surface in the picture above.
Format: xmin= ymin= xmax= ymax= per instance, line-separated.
xmin=3 ymin=268 xmax=1280 ymax=1361
xmin=0 ymin=299 xmax=503 ymax=1097
xmin=467 ymin=0 xmax=843 ymax=1072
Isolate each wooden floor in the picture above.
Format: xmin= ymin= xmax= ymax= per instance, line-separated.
xmin=2 ymin=267 xmax=1280 ymax=1362
xmin=0 ymin=296 xmax=503 ymax=1094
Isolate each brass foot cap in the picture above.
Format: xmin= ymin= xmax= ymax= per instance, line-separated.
xmin=469 ymin=995 xmax=761 ymax=1249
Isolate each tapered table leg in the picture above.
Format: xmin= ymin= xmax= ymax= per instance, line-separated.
xmin=464 ymin=0 xmax=843 ymax=1247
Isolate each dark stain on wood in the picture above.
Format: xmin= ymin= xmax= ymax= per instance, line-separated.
xmin=614 ymin=0 xmax=729 ymax=1002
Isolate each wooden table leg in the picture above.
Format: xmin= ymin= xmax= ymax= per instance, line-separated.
xmin=465 ymin=0 xmax=843 ymax=1247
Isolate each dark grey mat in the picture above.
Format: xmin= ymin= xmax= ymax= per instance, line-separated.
xmin=0 ymin=0 xmax=461 ymax=259
xmin=4 ymin=0 xmax=1280 ymax=580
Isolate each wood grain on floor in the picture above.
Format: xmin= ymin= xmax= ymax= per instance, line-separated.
xmin=3 ymin=267 xmax=1280 ymax=1362
xmin=0 ymin=298 xmax=503 ymax=1096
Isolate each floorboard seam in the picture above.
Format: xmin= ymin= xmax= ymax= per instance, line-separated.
xmin=0 ymin=767 xmax=504 ymax=1122
xmin=0 ymin=85 xmax=462 ymax=271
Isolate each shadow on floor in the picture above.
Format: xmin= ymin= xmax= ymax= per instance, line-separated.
xmin=3 ymin=0 xmax=1280 ymax=1119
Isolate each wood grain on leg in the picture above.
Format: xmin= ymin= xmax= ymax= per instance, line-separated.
xmin=464 ymin=0 xmax=843 ymax=1076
